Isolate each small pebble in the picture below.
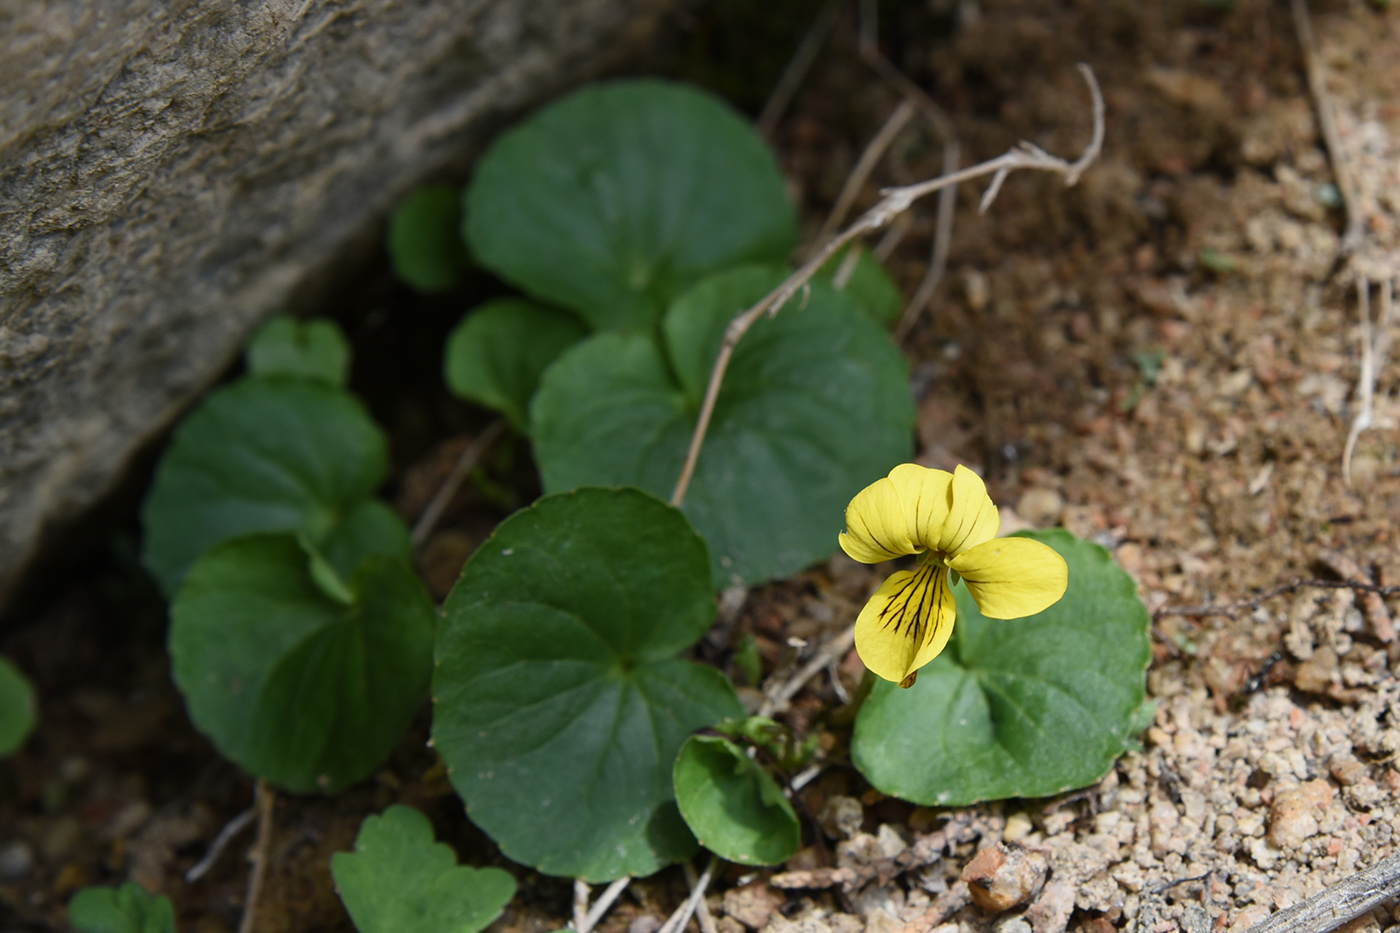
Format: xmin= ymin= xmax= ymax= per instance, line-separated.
xmin=0 ymin=841 xmax=35 ymax=883
xmin=962 ymin=843 xmax=1048 ymax=912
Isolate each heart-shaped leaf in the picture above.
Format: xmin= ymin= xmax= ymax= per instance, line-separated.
xmin=142 ymin=378 xmax=410 ymax=597
xmin=852 ymin=530 xmax=1152 ymax=806
xmin=530 ymin=265 xmax=914 ymax=586
xmin=0 ymin=655 xmax=37 ymax=757
xmin=389 ymin=184 xmax=471 ymax=293
xmin=433 ymin=487 xmax=744 ymax=881
xmin=465 ymin=80 xmax=796 ymax=332
xmin=673 ymin=734 xmax=800 ymax=866
xmin=332 ymin=805 xmax=516 ymax=933
xmin=444 ymin=299 xmax=588 ymax=430
xmin=170 ymin=533 xmax=436 ymax=793
xmin=245 ymin=316 xmax=352 ymax=387
xmin=68 ymin=884 xmax=175 ymax=933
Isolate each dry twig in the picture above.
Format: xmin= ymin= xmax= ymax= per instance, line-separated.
xmin=575 ymin=877 xmax=631 ymax=933
xmin=758 ymin=623 xmax=855 ymax=718
xmin=186 ymin=802 xmax=256 ymax=883
xmin=755 ymin=1 xmax=839 ymax=140
xmin=238 ymin=780 xmax=276 ymax=933
xmin=656 ymin=856 xmax=719 ymax=933
xmin=1290 ymin=0 xmax=1364 ymax=252
xmin=411 ymin=418 xmax=507 ymax=548
xmin=1244 ymin=852 xmax=1400 ymax=933
xmin=1154 ymin=577 xmax=1400 ymax=622
xmin=683 ymin=862 xmax=719 ymax=933
xmin=669 ymin=65 xmax=1105 ymax=508
xmin=1318 ymin=549 xmax=1395 ymax=643
xmin=818 ymin=100 xmax=916 ymax=242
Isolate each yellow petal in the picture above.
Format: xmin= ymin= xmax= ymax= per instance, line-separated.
xmin=854 ymin=563 xmax=957 ymax=685
xmin=933 ymin=465 xmax=1000 ymax=556
xmin=886 ymin=464 xmax=953 ymax=551
xmin=948 ymin=537 xmax=1068 ymax=619
xmin=839 ymin=476 xmax=917 ymax=564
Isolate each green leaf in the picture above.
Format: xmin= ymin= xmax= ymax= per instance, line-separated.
xmin=389 ymin=185 xmax=471 ymax=292
xmin=433 ymin=487 xmax=744 ymax=881
xmin=851 ymin=530 xmax=1152 ymax=806
xmin=170 ymin=533 xmax=436 ymax=793
xmin=0 ymin=655 xmax=37 ymax=757
xmin=245 ymin=316 xmax=352 ymax=387
xmin=818 ymin=246 xmax=904 ymax=325
xmin=141 ymin=378 xmax=410 ymax=597
xmin=332 ymin=805 xmax=516 ymax=933
xmin=673 ymin=735 xmax=800 ymax=866
xmin=444 ymin=299 xmax=588 ymax=430
xmin=465 ymin=80 xmax=796 ymax=332
xmin=69 ymin=883 xmax=175 ymax=933
xmin=530 ymin=265 xmax=914 ymax=586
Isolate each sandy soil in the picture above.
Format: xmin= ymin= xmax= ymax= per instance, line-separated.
xmin=3 ymin=2 xmax=1399 ymax=932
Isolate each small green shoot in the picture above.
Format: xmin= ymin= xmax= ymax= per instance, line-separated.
xmin=69 ymin=883 xmax=176 ymax=933
xmin=444 ymin=299 xmax=588 ymax=431
xmin=332 ymin=805 xmax=516 ymax=933
xmin=0 ymin=655 xmax=37 ymax=756
xmin=245 ymin=315 xmax=351 ymax=387
xmin=389 ymin=185 xmax=472 ymax=292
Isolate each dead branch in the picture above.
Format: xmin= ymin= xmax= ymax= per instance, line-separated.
xmin=411 ymin=418 xmax=506 ymax=548
xmin=238 ymin=780 xmax=276 ymax=933
xmin=756 ymin=1 xmax=839 ymax=141
xmin=1154 ymin=577 xmax=1400 ymax=622
xmin=669 ymin=65 xmax=1105 ymax=508
xmin=1243 ymin=851 xmax=1400 ymax=933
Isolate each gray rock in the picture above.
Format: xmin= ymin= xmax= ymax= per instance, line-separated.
xmin=0 ymin=0 xmax=680 ymax=610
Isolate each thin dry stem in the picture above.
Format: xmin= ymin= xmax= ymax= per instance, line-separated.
xmin=573 ymin=880 xmax=591 ymax=933
xmin=411 ymin=418 xmax=507 ymax=548
xmin=186 ymin=802 xmax=256 ymax=883
xmin=683 ymin=862 xmax=719 ymax=933
xmin=1154 ymin=577 xmax=1400 ymax=622
xmin=759 ymin=623 xmax=856 ymax=718
xmin=1343 ymin=278 xmax=1376 ymax=484
xmin=238 ymin=780 xmax=275 ymax=933
xmin=895 ymin=138 xmax=961 ymax=341
xmin=669 ymin=66 xmax=1105 ymax=508
xmin=657 ymin=856 xmax=719 ymax=933
xmin=1290 ymin=0 xmax=1364 ymax=252
xmin=579 ymin=877 xmax=631 ymax=933
xmin=1244 ymin=851 xmax=1400 ymax=933
xmin=818 ymin=100 xmax=916 ymax=242
xmin=756 ymin=1 xmax=838 ymax=140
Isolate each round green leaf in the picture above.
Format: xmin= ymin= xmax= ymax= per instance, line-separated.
xmin=170 ymin=533 xmax=436 ymax=793
xmin=245 ymin=315 xmax=352 ymax=387
xmin=818 ymin=247 xmax=904 ymax=326
xmin=465 ymin=80 xmax=797 ymax=332
xmin=332 ymin=805 xmax=516 ymax=933
xmin=0 ymin=655 xmax=37 ymax=757
xmin=389 ymin=184 xmax=471 ymax=293
xmin=530 ymin=265 xmax=914 ymax=586
xmin=141 ymin=378 xmax=409 ymax=597
xmin=444 ymin=299 xmax=588 ymax=430
xmin=433 ymin=487 xmax=744 ymax=881
xmin=69 ymin=883 xmax=175 ymax=933
xmin=852 ymin=530 xmax=1152 ymax=806
xmin=673 ymin=735 xmax=800 ymax=866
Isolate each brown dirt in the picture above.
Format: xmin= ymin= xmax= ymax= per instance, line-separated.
xmin=4 ymin=2 xmax=1399 ymax=932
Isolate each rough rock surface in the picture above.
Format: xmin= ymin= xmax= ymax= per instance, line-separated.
xmin=0 ymin=0 xmax=678 ymax=610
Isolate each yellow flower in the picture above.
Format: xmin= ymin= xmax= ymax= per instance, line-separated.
xmin=839 ymin=464 xmax=1068 ymax=688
